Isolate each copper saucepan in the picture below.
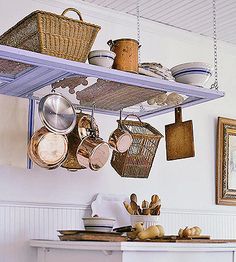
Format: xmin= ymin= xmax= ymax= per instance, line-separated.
xmin=61 ymin=112 xmax=99 ymax=171
xmin=76 ymin=106 xmax=110 ymax=171
xmin=77 ymin=136 xmax=110 ymax=171
xmin=108 ymin=110 xmax=133 ymax=153
xmin=28 ymin=127 xmax=68 ymax=169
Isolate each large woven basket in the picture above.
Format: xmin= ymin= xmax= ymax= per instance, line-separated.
xmin=111 ymin=115 xmax=163 ymax=178
xmin=0 ymin=8 xmax=101 ymax=62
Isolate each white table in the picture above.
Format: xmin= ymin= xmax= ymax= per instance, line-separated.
xmin=30 ymin=240 xmax=236 ymax=262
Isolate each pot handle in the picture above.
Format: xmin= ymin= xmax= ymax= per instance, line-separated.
xmin=123 ymin=114 xmax=142 ymax=123
xmin=107 ymin=40 xmax=114 ymax=49
xmin=61 ymin=8 xmax=83 ymax=21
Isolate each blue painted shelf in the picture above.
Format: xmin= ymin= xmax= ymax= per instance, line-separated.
xmin=0 ymin=45 xmax=224 ymax=118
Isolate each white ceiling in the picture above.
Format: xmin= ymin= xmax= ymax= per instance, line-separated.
xmin=82 ymin=0 xmax=236 ymax=45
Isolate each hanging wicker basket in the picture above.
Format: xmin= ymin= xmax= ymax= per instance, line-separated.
xmin=111 ymin=115 xmax=163 ymax=178
xmin=0 ymin=8 xmax=101 ymax=62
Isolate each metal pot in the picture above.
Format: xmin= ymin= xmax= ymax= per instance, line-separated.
xmin=28 ymin=127 xmax=68 ymax=169
xmin=38 ymin=93 xmax=76 ymax=134
xmin=107 ymin=38 xmax=139 ymax=73
xmin=74 ymin=111 xmax=99 ymax=139
xmin=61 ymin=112 xmax=99 ymax=171
xmin=77 ymin=137 xmax=110 ymax=171
xmin=108 ymin=111 xmax=133 ymax=153
xmin=61 ymin=131 xmax=86 ymax=171
xmin=108 ymin=127 xmax=133 ymax=153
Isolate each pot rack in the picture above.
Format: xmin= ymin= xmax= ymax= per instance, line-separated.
xmin=0 ymin=44 xmax=224 ymax=119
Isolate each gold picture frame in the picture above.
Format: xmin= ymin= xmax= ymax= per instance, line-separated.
xmin=216 ymin=117 xmax=236 ymax=205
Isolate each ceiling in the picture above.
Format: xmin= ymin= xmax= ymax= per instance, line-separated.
xmin=82 ymin=0 xmax=236 ymax=45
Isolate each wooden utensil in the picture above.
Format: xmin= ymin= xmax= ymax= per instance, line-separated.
xmin=165 ymin=107 xmax=195 ymax=161
xmin=142 ymin=200 xmax=149 ymax=209
xmin=130 ymin=193 xmax=137 ymax=203
xmin=58 ymin=230 xmax=126 ymax=242
xmin=130 ymin=201 xmax=139 ymax=215
xmin=123 ymin=201 xmax=134 ymax=215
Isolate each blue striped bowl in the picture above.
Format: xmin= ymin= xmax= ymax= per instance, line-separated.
xmin=171 ymin=62 xmax=213 ymax=86
xmin=88 ymin=50 xmax=116 ymax=68
xmin=83 ymin=217 xmax=116 ymax=232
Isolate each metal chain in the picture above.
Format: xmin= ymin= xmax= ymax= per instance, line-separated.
xmin=136 ymin=0 xmax=141 ymax=63
xmin=211 ymin=0 xmax=219 ymax=90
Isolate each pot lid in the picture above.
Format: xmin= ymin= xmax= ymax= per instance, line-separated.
xmin=39 ymin=93 xmax=76 ymax=134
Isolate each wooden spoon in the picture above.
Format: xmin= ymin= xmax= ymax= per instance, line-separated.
xmin=142 ymin=200 xmax=149 ymax=209
xmin=123 ymin=201 xmax=134 ymax=215
xmin=130 ymin=201 xmax=139 ymax=215
xmin=142 ymin=208 xmax=151 ymax=215
xmin=130 ymin=193 xmax=137 ymax=203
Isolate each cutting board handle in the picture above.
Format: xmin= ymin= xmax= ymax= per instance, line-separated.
xmin=175 ymin=107 xmax=182 ymax=123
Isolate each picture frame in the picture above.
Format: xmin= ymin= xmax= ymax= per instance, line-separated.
xmin=216 ymin=117 xmax=236 ymax=205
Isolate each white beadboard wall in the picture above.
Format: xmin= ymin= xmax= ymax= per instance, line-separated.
xmin=1 ymin=201 xmax=236 ymax=262
xmin=1 ymin=0 xmax=236 ymax=262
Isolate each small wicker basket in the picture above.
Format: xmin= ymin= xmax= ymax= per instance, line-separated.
xmin=0 ymin=8 xmax=101 ymax=62
xmin=111 ymin=115 xmax=163 ymax=178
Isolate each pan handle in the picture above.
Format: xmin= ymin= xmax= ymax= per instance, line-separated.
xmin=175 ymin=107 xmax=182 ymax=123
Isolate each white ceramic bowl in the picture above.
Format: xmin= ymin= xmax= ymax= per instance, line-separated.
xmin=130 ymin=215 xmax=158 ymax=230
xmin=88 ymin=50 xmax=116 ymax=68
xmin=171 ymin=62 xmax=213 ymax=86
xmin=82 ymin=217 xmax=116 ymax=232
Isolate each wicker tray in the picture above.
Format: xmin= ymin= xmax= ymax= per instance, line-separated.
xmin=0 ymin=8 xmax=101 ymax=62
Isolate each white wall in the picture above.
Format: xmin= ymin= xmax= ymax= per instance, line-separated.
xmin=0 ymin=0 xmax=236 ymax=261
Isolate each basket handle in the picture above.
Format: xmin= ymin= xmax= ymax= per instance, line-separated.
xmin=123 ymin=114 xmax=142 ymax=122
xmin=61 ymin=8 xmax=83 ymax=21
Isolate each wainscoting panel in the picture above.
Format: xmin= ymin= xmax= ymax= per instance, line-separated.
xmin=1 ymin=201 xmax=236 ymax=262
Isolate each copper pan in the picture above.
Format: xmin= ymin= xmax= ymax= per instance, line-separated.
xmin=61 ymin=112 xmax=99 ymax=171
xmin=28 ymin=127 xmax=68 ymax=169
xmin=77 ymin=136 xmax=110 ymax=171
xmin=108 ymin=110 xmax=133 ymax=153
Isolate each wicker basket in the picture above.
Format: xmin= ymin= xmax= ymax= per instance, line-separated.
xmin=0 ymin=8 xmax=101 ymax=62
xmin=111 ymin=115 xmax=163 ymax=178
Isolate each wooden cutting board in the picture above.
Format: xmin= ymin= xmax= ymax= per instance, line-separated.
xmin=165 ymin=107 xmax=195 ymax=161
xmin=58 ymin=230 xmax=127 ymax=242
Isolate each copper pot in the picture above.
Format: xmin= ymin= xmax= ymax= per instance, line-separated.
xmin=108 ymin=112 xmax=133 ymax=153
xmin=107 ymin=38 xmax=139 ymax=73
xmin=77 ymin=137 xmax=110 ymax=171
xmin=28 ymin=127 xmax=68 ymax=169
xmin=61 ymin=112 xmax=99 ymax=171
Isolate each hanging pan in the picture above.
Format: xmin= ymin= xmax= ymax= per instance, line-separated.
xmin=76 ymin=106 xmax=110 ymax=171
xmin=38 ymin=93 xmax=76 ymax=135
xmin=108 ymin=109 xmax=133 ymax=153
xmin=61 ymin=111 xmax=99 ymax=171
xmin=165 ymin=107 xmax=195 ymax=161
xmin=28 ymin=127 xmax=68 ymax=169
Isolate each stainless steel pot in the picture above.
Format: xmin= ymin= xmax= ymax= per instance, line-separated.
xmin=38 ymin=93 xmax=76 ymax=134
xmin=28 ymin=127 xmax=68 ymax=169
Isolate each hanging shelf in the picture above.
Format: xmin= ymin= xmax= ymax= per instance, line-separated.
xmin=0 ymin=44 xmax=224 ymax=118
